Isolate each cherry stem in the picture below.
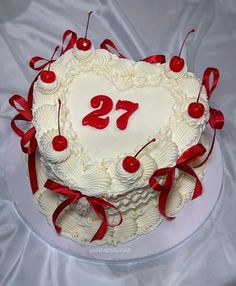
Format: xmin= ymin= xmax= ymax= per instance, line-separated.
xmin=178 ymin=29 xmax=195 ymax=57
xmin=196 ymin=81 xmax=204 ymax=102
xmin=85 ymin=11 xmax=93 ymax=39
xmin=57 ymin=99 xmax=62 ymax=136
xmin=134 ymin=138 xmax=156 ymax=158
xmin=48 ymin=45 xmax=59 ymax=71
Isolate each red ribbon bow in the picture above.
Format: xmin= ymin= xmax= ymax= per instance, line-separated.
xmin=100 ymin=39 xmax=166 ymax=64
xmin=29 ymin=30 xmax=77 ymax=71
xmin=44 ymin=179 xmax=123 ymax=242
xmin=9 ymin=95 xmax=38 ymax=193
xmin=202 ymin=67 xmax=224 ymax=131
xmin=194 ymin=67 xmax=224 ymax=168
xmin=149 ymin=144 xmax=206 ymax=220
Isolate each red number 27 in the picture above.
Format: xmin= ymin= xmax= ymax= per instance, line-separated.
xmin=82 ymin=95 xmax=139 ymax=130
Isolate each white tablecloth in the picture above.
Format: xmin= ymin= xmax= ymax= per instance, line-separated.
xmin=0 ymin=0 xmax=236 ymax=285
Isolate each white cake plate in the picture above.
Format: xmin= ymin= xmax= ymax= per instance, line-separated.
xmin=4 ymin=132 xmax=223 ymax=263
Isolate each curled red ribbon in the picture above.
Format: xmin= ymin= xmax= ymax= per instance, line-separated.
xmin=203 ymin=67 xmax=220 ymax=99
xmin=142 ymin=54 xmax=166 ymax=64
xmin=9 ymin=95 xmax=32 ymax=122
xmin=9 ymin=95 xmax=38 ymax=193
xmin=27 ymin=73 xmax=40 ymax=109
xmin=29 ymin=45 xmax=58 ymax=71
xmin=44 ymin=179 xmax=123 ymax=242
xmin=194 ymin=67 xmax=224 ymax=168
xmin=149 ymin=144 xmax=206 ymax=220
xmin=195 ymin=107 xmax=224 ymax=168
xmin=59 ymin=29 xmax=77 ymax=56
xmin=100 ymin=39 xmax=126 ymax=59
xmin=29 ymin=30 xmax=77 ymax=71
xmin=9 ymin=95 xmax=37 ymax=153
xmin=100 ymin=39 xmax=166 ymax=64
xmin=209 ymin=107 xmax=224 ymax=130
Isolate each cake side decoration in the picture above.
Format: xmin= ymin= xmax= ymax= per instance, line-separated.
xmin=194 ymin=68 xmax=224 ymax=167
xmin=9 ymin=29 xmax=78 ymax=195
xmin=44 ymin=179 xmax=123 ymax=242
xmin=9 ymin=95 xmax=38 ymax=194
xmin=149 ymin=143 xmax=206 ymax=220
xmin=8 ymin=14 xmax=225 ymax=245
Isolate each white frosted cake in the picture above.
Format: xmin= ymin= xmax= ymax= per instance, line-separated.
xmin=9 ymin=27 xmax=224 ymax=245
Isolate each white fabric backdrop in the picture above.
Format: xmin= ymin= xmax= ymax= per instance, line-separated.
xmin=0 ymin=0 xmax=236 ymax=285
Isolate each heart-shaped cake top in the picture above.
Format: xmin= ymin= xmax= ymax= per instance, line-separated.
xmin=33 ymin=45 xmax=209 ymax=196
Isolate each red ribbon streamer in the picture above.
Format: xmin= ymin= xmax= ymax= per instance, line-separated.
xmin=28 ymin=152 xmax=38 ymax=194
xmin=27 ymin=73 xmax=40 ymax=109
xmin=195 ymin=108 xmax=224 ymax=168
xmin=203 ymin=67 xmax=220 ymax=99
xmin=9 ymin=95 xmax=38 ymax=193
xmin=100 ymin=39 xmax=126 ymax=58
xmin=142 ymin=54 xmax=166 ymax=64
xmin=9 ymin=95 xmax=33 ymax=122
xmin=29 ymin=55 xmax=55 ymax=71
xmin=44 ymin=179 xmax=123 ymax=241
xmin=194 ymin=67 xmax=224 ymax=167
xmin=149 ymin=144 xmax=206 ymax=220
xmin=209 ymin=107 xmax=224 ymax=130
xmin=9 ymin=95 xmax=37 ymax=153
xmin=100 ymin=39 xmax=166 ymax=64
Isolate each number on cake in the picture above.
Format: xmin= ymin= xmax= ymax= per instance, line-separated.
xmin=82 ymin=95 xmax=113 ymax=129
xmin=116 ymin=100 xmax=139 ymax=130
xmin=82 ymin=96 xmax=139 ymax=130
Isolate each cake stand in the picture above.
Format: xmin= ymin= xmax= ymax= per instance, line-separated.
xmin=4 ymin=131 xmax=223 ymax=263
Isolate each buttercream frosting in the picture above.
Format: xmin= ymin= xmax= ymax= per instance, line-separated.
xmin=31 ymin=45 xmax=210 ymax=245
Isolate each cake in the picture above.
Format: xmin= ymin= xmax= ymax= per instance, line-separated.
xmin=9 ymin=17 xmax=224 ymax=245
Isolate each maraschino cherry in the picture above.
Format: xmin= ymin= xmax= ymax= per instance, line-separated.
xmin=52 ymin=99 xmax=68 ymax=151
xmin=77 ymin=11 xmax=93 ymax=51
xmin=40 ymin=45 xmax=59 ymax=83
xmin=188 ymin=81 xmax=205 ymax=119
xmin=169 ymin=29 xmax=195 ymax=72
xmin=122 ymin=138 xmax=156 ymax=173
